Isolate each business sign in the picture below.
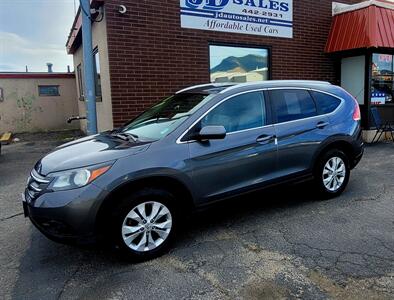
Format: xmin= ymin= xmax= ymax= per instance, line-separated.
xmin=180 ymin=0 xmax=293 ymax=38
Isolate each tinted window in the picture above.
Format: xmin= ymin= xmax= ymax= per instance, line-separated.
xmin=270 ymin=89 xmax=317 ymax=123
xmin=311 ymin=91 xmax=341 ymax=114
xmin=201 ymin=92 xmax=266 ymax=133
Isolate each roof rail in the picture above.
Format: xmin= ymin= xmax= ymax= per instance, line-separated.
xmin=219 ymin=80 xmax=331 ymax=94
xmin=176 ymin=83 xmax=214 ymax=94
xmin=175 ymin=83 xmax=234 ymax=94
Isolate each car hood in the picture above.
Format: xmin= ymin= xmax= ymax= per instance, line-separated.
xmin=35 ymin=133 xmax=152 ymax=175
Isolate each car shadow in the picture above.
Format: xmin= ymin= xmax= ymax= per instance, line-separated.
xmin=12 ymin=182 xmax=319 ymax=299
xmin=191 ymin=182 xmax=316 ymax=224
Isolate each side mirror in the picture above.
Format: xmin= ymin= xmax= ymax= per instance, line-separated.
xmin=197 ymin=125 xmax=226 ymax=140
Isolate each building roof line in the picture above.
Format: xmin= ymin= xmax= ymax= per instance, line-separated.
xmin=332 ymin=0 xmax=394 ymax=16
xmin=66 ymin=0 xmax=105 ymax=54
xmin=0 ymin=73 xmax=75 ymax=79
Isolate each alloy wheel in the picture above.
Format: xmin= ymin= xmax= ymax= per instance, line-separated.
xmin=121 ymin=201 xmax=172 ymax=252
xmin=322 ymin=157 xmax=346 ymax=192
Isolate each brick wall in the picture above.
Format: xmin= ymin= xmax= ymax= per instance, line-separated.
xmin=105 ymin=0 xmax=360 ymax=127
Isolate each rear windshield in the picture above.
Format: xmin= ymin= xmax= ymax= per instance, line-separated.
xmin=121 ymin=93 xmax=214 ymax=140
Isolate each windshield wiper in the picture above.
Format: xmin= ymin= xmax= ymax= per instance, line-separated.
xmin=134 ymin=114 xmax=191 ymax=127
xmin=112 ymin=132 xmax=139 ymax=142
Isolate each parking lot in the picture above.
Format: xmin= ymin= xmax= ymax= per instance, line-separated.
xmin=0 ymin=132 xmax=393 ymax=300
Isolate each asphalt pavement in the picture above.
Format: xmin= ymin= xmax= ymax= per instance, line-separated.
xmin=0 ymin=132 xmax=393 ymax=299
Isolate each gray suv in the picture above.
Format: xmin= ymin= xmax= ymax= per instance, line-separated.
xmin=23 ymin=80 xmax=363 ymax=260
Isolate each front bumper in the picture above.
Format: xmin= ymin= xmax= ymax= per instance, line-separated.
xmin=23 ymin=183 xmax=108 ymax=243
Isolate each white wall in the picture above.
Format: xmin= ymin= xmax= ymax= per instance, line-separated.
xmin=0 ymin=77 xmax=79 ymax=133
xmin=341 ymin=56 xmax=365 ymax=104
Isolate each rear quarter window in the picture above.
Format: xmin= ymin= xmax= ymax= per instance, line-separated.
xmin=311 ymin=91 xmax=341 ymax=114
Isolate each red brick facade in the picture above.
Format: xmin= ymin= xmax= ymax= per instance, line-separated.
xmin=104 ymin=0 xmax=360 ymax=127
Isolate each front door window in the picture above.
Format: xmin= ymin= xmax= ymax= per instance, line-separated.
xmin=201 ymin=91 xmax=266 ymax=133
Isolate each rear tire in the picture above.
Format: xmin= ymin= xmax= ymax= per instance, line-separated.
xmin=314 ymin=149 xmax=350 ymax=199
xmin=108 ymin=188 xmax=178 ymax=262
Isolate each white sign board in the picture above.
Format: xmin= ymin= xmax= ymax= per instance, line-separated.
xmin=180 ymin=0 xmax=293 ymax=38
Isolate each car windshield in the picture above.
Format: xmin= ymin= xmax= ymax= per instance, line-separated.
xmin=120 ymin=93 xmax=214 ymax=140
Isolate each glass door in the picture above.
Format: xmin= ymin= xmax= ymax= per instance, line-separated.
xmin=371 ymin=54 xmax=394 ymax=105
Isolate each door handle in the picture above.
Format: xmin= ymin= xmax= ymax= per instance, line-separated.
xmin=256 ymin=134 xmax=275 ymax=143
xmin=316 ymin=121 xmax=329 ymax=129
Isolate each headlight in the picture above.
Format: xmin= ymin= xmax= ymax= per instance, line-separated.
xmin=47 ymin=163 xmax=112 ymax=191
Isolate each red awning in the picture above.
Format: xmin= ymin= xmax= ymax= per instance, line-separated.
xmin=325 ymin=1 xmax=394 ymax=53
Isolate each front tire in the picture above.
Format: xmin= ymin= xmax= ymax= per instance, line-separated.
xmin=314 ymin=149 xmax=350 ymax=199
xmin=109 ymin=188 xmax=178 ymax=261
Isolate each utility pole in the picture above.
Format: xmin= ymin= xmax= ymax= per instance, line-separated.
xmin=80 ymin=0 xmax=98 ymax=135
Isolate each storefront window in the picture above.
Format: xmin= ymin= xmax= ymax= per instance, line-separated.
xmin=209 ymin=45 xmax=270 ymax=83
xmin=371 ymin=54 xmax=394 ymax=105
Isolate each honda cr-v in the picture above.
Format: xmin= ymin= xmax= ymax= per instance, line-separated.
xmin=23 ymin=80 xmax=364 ymax=260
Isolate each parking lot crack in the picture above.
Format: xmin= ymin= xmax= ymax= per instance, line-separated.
xmin=167 ymin=254 xmax=232 ymax=299
xmin=0 ymin=212 xmax=23 ymax=222
xmin=280 ymin=229 xmax=394 ymax=262
xmin=56 ymin=265 xmax=81 ymax=300
xmin=373 ymin=237 xmax=394 ymax=256
xmin=354 ymin=184 xmax=387 ymax=202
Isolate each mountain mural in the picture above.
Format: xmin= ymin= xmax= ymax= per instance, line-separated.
xmin=211 ymin=54 xmax=268 ymax=74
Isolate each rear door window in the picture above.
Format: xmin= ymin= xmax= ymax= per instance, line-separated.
xmin=269 ymin=89 xmax=317 ymax=123
xmin=310 ymin=91 xmax=341 ymax=114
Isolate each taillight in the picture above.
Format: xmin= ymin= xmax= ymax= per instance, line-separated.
xmin=352 ymin=97 xmax=361 ymax=121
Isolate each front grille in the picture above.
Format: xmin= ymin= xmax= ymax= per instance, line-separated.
xmin=26 ymin=169 xmax=51 ymax=200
